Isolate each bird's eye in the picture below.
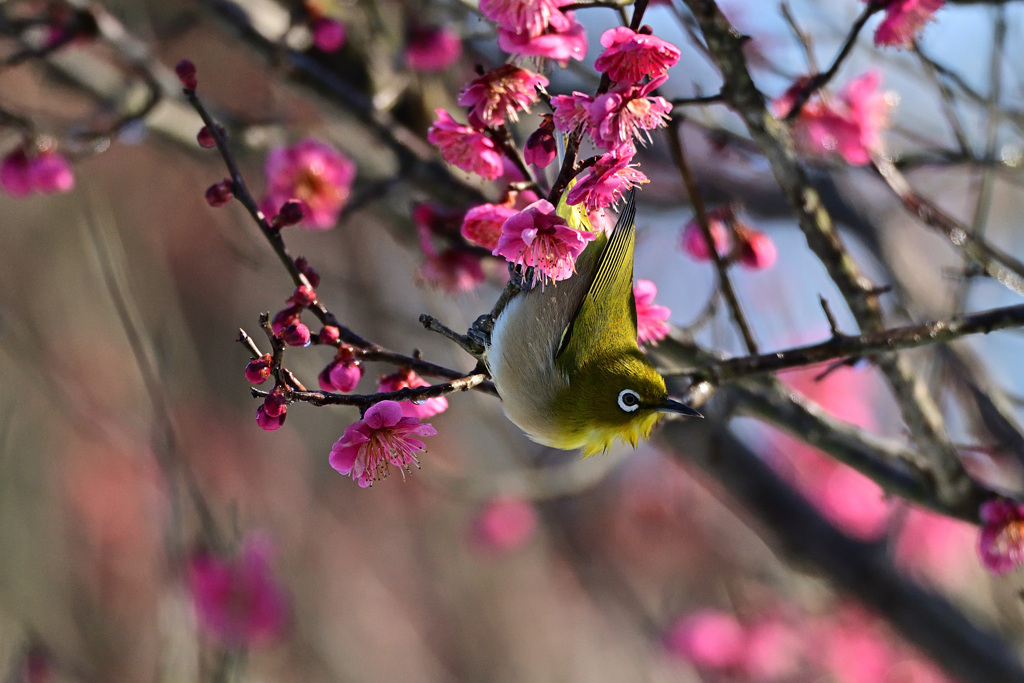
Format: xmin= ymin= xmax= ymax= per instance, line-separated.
xmin=618 ymin=389 xmax=641 ymax=413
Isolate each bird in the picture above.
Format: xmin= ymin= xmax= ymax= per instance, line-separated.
xmin=483 ymin=192 xmax=701 ymax=456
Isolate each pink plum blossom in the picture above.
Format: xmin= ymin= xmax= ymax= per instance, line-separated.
xmin=496 ymin=11 xmax=587 ymax=67
xmin=404 ymin=25 xmax=462 ymax=72
xmin=462 ymin=203 xmax=518 ymax=250
xmin=458 ymin=65 xmax=549 ymax=130
xmin=492 ymin=199 xmax=596 ymax=285
xmin=978 ymin=498 xmax=1024 ymax=574
xmin=588 ymin=76 xmax=672 ymax=156
xmin=318 ymin=346 xmax=363 ymax=393
xmin=594 ymin=26 xmax=681 ymax=85
xmin=328 ymin=400 xmax=436 ymax=487
xmin=565 ymin=153 xmax=648 ymax=213
xmin=479 ymin=0 xmax=568 ymax=38
xmin=776 ymin=71 xmax=891 ymax=166
xmin=187 ymin=534 xmax=289 ymax=647
xmin=663 ymin=609 xmax=745 ymax=670
xmin=427 ymin=110 xmax=504 ymax=179
xmin=868 ymin=0 xmax=944 ymax=49
xmin=0 ymin=147 xmax=75 ymax=197
xmin=634 ymin=279 xmax=670 ymax=347
xmin=378 ymin=368 xmax=449 ymax=419
xmin=262 ymin=138 xmax=355 ymax=230
xmin=551 ymin=91 xmax=594 ymax=132
xmin=680 ymin=208 xmax=730 ymax=261
xmin=471 ymin=497 xmax=538 ymax=554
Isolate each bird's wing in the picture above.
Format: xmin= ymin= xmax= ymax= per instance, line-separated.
xmin=555 ymin=192 xmax=638 ymax=368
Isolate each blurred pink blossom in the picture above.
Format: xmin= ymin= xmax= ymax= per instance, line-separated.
xmin=737 ymin=228 xmax=777 ymax=270
xmin=471 ymin=497 xmax=538 ymax=554
xmin=566 ymin=153 xmax=648 ymax=213
xmin=594 ymin=26 xmax=681 ymax=85
xmin=188 ymin=534 xmax=289 ymax=647
xmin=742 ymin=616 xmax=804 ymax=680
xmin=0 ymin=147 xmax=74 ymax=197
xmin=311 ymin=17 xmax=346 ymax=52
xmin=417 ymin=248 xmax=486 ymax=293
xmin=868 ymin=0 xmax=944 ymax=49
xmin=492 ymin=199 xmax=596 ymax=285
xmin=663 ymin=609 xmax=744 ymax=670
xmin=377 ymin=368 xmax=449 ymax=419
xmin=462 ymin=202 xmax=518 ymax=250
xmin=262 ymin=138 xmax=355 ymax=229
xmin=496 ymin=11 xmax=587 ymax=66
xmin=404 ymin=25 xmax=462 ymax=72
xmin=458 ymin=65 xmax=548 ymax=130
xmin=893 ymin=507 xmax=976 ymax=587
xmin=978 ymin=498 xmax=1024 ymax=574
xmin=634 ymin=279 xmax=670 ymax=347
xmin=427 ymin=110 xmax=504 ymax=179
xmin=680 ymin=207 xmax=730 ymax=261
xmin=328 ymin=400 xmax=436 ymax=487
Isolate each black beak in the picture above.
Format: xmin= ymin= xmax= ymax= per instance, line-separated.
xmin=658 ymin=398 xmax=703 ymax=418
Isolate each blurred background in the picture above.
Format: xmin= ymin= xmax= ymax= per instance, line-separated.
xmin=1 ymin=0 xmax=1024 ymax=680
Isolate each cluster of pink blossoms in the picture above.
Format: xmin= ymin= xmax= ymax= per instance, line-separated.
xmin=0 ymin=146 xmax=74 ymax=197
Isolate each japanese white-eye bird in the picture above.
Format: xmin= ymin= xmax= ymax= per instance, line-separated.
xmin=484 ymin=192 xmax=701 ymax=456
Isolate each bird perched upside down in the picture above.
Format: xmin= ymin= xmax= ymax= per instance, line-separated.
xmin=483 ymin=193 xmax=701 ymax=456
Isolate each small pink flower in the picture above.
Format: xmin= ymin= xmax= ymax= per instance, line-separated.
xmin=524 ymin=115 xmax=557 ymax=168
xmin=458 ymin=65 xmax=549 ymax=130
xmin=188 ymin=534 xmax=289 ymax=647
xmin=462 ymin=203 xmax=518 ymax=250
xmin=551 ymin=91 xmax=594 ymax=133
xmin=680 ymin=208 xmax=730 ymax=261
xmin=778 ymin=71 xmax=891 ymax=166
xmin=404 ymin=25 xmax=462 ymax=72
xmin=737 ymin=228 xmax=777 ymax=270
xmin=257 ymin=389 xmax=287 ymax=431
xmin=868 ymin=0 xmax=944 ymax=49
xmin=496 ymin=10 xmax=587 ymax=67
xmin=479 ymin=0 xmax=568 ymax=38
xmin=311 ymin=17 xmax=346 ymax=52
xmin=328 ymin=400 xmax=437 ymax=487
xmin=0 ymin=148 xmax=34 ymax=197
xmin=634 ymin=279 xmax=670 ymax=347
xmin=588 ymin=77 xmax=672 ymax=156
xmin=664 ymin=609 xmax=745 ymax=670
xmin=262 ymin=139 xmax=355 ymax=230
xmin=377 ymin=369 xmax=448 ymax=419
xmin=594 ymin=26 xmax=681 ymax=84
xmin=245 ymin=354 xmax=273 ymax=385
xmin=427 ymin=110 xmax=504 ymax=180
xmin=566 ymin=153 xmax=648 ymax=213
xmin=318 ymin=346 xmax=363 ymax=393
xmin=471 ymin=497 xmax=538 ymax=554
xmin=493 ymin=199 xmax=596 ymax=285
xmin=31 ymin=151 xmax=74 ymax=193
xmin=979 ymin=499 xmax=1024 ymax=574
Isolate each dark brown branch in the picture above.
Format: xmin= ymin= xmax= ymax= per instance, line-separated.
xmin=267 ymin=373 xmax=492 ymax=407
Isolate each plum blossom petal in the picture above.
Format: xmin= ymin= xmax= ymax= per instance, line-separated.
xmin=496 ymin=10 xmax=587 ymax=67
xmin=404 ymin=25 xmax=462 ymax=72
xmin=634 ymin=279 xmax=670 ymax=347
xmin=551 ymin=91 xmax=594 ymax=132
xmin=328 ymin=400 xmax=437 ymax=487
xmin=493 ymin=199 xmax=596 ymax=285
xmin=868 ymin=0 xmax=944 ymax=49
xmin=565 ymin=153 xmax=648 ymax=213
xmin=262 ymin=139 xmax=355 ymax=230
xmin=378 ymin=369 xmax=449 ymax=419
xmin=594 ymin=26 xmax=681 ymax=84
xmin=589 ymin=77 xmax=672 ymax=156
xmin=462 ymin=203 xmax=518 ymax=250
xmin=480 ymin=0 xmax=568 ymax=37
xmin=458 ymin=65 xmax=549 ymax=130
xmin=427 ymin=110 xmax=504 ymax=179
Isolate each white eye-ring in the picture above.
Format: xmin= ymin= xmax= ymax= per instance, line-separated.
xmin=618 ymin=389 xmax=641 ymax=413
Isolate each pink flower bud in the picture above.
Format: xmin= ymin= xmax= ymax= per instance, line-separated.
xmin=312 ymin=17 xmax=346 ymax=52
xmin=205 ymin=179 xmax=233 ymax=207
xmin=0 ymin=148 xmax=33 ymax=197
xmin=175 ymin=59 xmax=197 ymax=91
xmin=281 ymin=322 xmax=311 ymax=347
xmin=681 ymin=209 xmax=730 ymax=261
xmin=271 ymin=305 xmax=301 ymax=335
xmin=31 ymin=151 xmax=74 ymax=194
xmin=245 ymin=354 xmax=272 ymax=384
xmin=471 ymin=497 xmax=537 ymax=554
xmin=737 ymin=229 xmax=777 ymax=270
xmin=197 ymin=126 xmax=217 ymax=148
xmin=318 ymin=325 xmax=340 ymax=345
xmin=295 ymin=257 xmax=320 ymax=288
xmin=524 ymin=116 xmax=557 ymax=168
xmin=262 ymin=389 xmax=287 ymax=418
xmin=275 ymin=200 xmax=306 ymax=227
xmin=256 ymin=404 xmax=286 ymax=430
xmin=287 ymin=285 xmax=316 ymax=307
xmin=319 ymin=348 xmax=363 ymax=393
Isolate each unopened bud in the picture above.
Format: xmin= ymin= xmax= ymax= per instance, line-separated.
xmin=175 ymin=59 xmax=197 ymax=91
xmin=288 ymin=285 xmax=316 ymax=307
xmin=281 ymin=322 xmax=311 ymax=347
xmin=245 ymin=354 xmax=272 ymax=384
xmin=205 ymin=179 xmax=233 ymax=207
xmin=318 ymin=325 xmax=340 ymax=345
xmin=737 ymin=229 xmax=777 ymax=270
xmin=295 ymin=257 xmax=321 ymax=288
xmin=275 ymin=200 xmax=306 ymax=227
xmin=197 ymin=126 xmax=217 ymax=148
